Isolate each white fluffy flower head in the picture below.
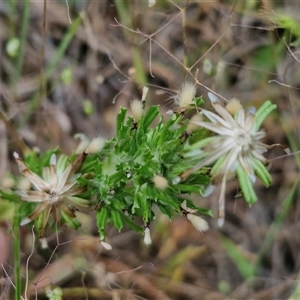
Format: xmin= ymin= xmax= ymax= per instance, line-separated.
xmin=175 ymin=93 xmax=284 ymax=227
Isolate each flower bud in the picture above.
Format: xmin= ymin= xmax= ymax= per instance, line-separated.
xmin=39 ymin=237 xmax=49 ymax=249
xmin=86 ymin=137 xmax=106 ymax=154
xmin=101 ymin=241 xmax=112 ymax=250
xmin=186 ymin=213 xmax=209 ymax=232
xmin=226 ymin=98 xmax=242 ymax=115
xmin=153 ymin=175 xmax=168 ymax=190
xmin=131 ymin=99 xmax=144 ymax=122
xmin=144 ymin=227 xmax=152 ymax=246
xmin=176 ymin=82 xmax=196 ymax=108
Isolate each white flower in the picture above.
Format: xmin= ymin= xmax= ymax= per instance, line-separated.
xmin=175 ymin=93 xmax=281 ymax=227
xmin=14 ymin=152 xmax=90 ymax=237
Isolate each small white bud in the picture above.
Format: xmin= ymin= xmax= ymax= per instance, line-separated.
xmin=176 ymin=82 xmax=196 ymax=108
xmin=166 ymin=109 xmax=174 ymax=115
xmin=130 ymin=99 xmax=144 ymax=122
xmin=187 ymin=213 xmax=209 ymax=232
xmin=141 ymin=86 xmax=149 ymax=102
xmin=85 ymin=137 xmax=106 ymax=154
xmin=144 ymin=227 xmax=152 ymax=246
xmin=172 ymin=176 xmax=181 ymax=185
xmin=39 ymin=237 xmax=49 ymax=249
xmin=153 ymin=175 xmax=168 ymax=190
xmin=225 ymin=98 xmax=242 ymax=115
xmin=13 ymin=152 xmax=19 ymax=159
xmin=101 ymin=241 xmax=112 ymax=250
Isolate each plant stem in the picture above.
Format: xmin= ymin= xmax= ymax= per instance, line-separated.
xmin=13 ymin=204 xmax=22 ymax=300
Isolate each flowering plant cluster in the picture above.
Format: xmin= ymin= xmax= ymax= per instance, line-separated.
xmin=1 ymin=84 xmax=283 ymax=246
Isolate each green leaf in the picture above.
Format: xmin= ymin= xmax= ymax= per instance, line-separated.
xmin=255 ymin=100 xmax=277 ymax=130
xmin=121 ymin=214 xmax=143 ymax=232
xmin=188 ymin=127 xmax=210 ymax=145
xmin=157 ymin=203 xmax=173 ymax=218
xmin=196 ymin=207 xmax=214 ymax=217
xmin=236 ymin=165 xmax=258 ymax=205
xmin=111 ymin=209 xmax=124 ymax=231
xmin=253 ymin=159 xmax=272 ymax=187
xmin=194 ymin=96 xmax=204 ymax=107
xmin=141 ymin=105 xmax=160 ymax=129
xmin=61 ymin=210 xmax=81 ymax=230
xmin=96 ymin=207 xmax=109 ymax=241
xmin=116 ymin=108 xmax=127 ymax=134
xmin=222 ymin=236 xmax=256 ymax=279
xmin=0 ymin=190 xmax=20 ymax=203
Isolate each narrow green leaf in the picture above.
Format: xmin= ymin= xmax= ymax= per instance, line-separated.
xmin=236 ymin=165 xmax=258 ymax=204
xmin=121 ymin=214 xmax=143 ymax=233
xmin=111 ymin=209 xmax=124 ymax=231
xmin=157 ymin=203 xmax=173 ymax=218
xmin=96 ymin=207 xmax=109 ymax=240
xmin=61 ymin=210 xmax=81 ymax=230
xmin=253 ymin=159 xmax=272 ymax=187
xmin=142 ymin=105 xmax=160 ymax=129
xmin=222 ymin=236 xmax=256 ymax=279
xmin=116 ymin=108 xmax=127 ymax=134
xmin=255 ymin=100 xmax=277 ymax=129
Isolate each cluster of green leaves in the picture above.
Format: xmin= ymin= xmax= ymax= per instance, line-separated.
xmin=1 ymin=100 xmax=213 ymax=240
xmin=81 ymin=103 xmax=212 ymax=241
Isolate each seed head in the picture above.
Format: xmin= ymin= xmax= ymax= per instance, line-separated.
xmin=176 ymin=82 xmax=196 ymax=108
xmin=153 ymin=174 xmax=168 ymax=190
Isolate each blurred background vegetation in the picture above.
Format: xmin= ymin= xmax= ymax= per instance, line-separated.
xmin=1 ymin=0 xmax=300 ymax=299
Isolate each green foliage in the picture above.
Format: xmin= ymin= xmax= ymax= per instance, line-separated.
xmin=271 ymin=12 xmax=300 ymax=45
xmin=46 ymin=287 xmax=63 ymax=300
xmin=1 ymin=94 xmax=279 ymax=242
xmin=83 ymin=104 xmax=211 ymax=240
xmin=221 ymin=236 xmax=256 ymax=279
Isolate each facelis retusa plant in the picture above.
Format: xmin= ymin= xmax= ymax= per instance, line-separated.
xmin=1 ymin=84 xmax=287 ymax=247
